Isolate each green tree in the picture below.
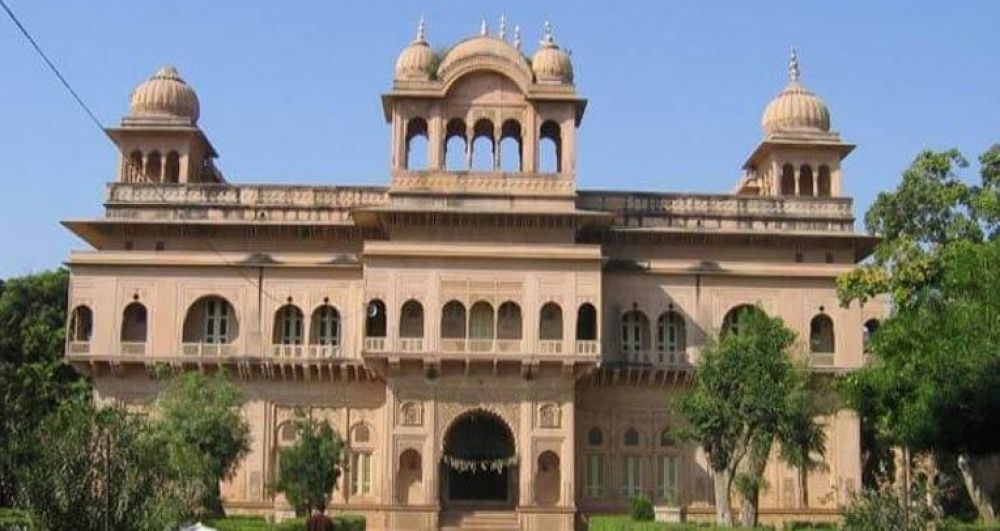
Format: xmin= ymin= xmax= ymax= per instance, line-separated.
xmin=17 ymin=399 xmax=199 ymax=530
xmin=0 ymin=269 xmax=89 ymax=506
xmin=675 ymin=306 xmax=803 ymax=526
xmin=839 ymin=146 xmax=1000 ymax=522
xmin=273 ymin=409 xmax=344 ymax=515
xmin=156 ymin=370 xmax=251 ymax=517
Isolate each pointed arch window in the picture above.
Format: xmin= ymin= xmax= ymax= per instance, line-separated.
xmin=311 ymin=305 xmax=340 ymax=346
xmin=656 ymin=308 xmax=686 ymax=364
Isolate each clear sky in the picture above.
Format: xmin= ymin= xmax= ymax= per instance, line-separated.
xmin=1 ymin=1 xmax=997 ymax=278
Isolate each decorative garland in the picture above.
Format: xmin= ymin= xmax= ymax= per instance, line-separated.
xmin=442 ymin=454 xmax=519 ymax=474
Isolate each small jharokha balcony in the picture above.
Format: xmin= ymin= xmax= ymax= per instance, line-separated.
xmin=267 ymin=344 xmax=342 ymax=360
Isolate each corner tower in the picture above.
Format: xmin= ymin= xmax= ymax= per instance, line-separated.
xmin=738 ymin=50 xmax=853 ymax=196
xmin=381 ymin=19 xmax=586 ymax=204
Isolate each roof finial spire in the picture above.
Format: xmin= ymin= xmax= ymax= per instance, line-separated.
xmin=514 ymin=24 xmax=522 ymax=50
xmin=499 ymin=14 xmax=507 ymax=40
xmin=480 ymin=17 xmax=488 ymax=36
xmin=416 ymin=15 xmax=426 ymax=42
xmin=789 ymin=46 xmax=801 ymax=82
xmin=542 ymin=19 xmax=555 ymax=46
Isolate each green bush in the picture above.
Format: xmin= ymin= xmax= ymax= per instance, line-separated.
xmin=204 ymin=514 xmax=363 ymax=531
xmin=630 ymin=494 xmax=655 ymax=521
xmin=0 ymin=508 xmax=34 ymax=531
xmin=205 ymin=515 xmax=274 ymax=530
xmin=332 ymin=514 xmax=366 ymax=531
xmin=587 ymin=515 xmax=773 ymax=531
xmin=939 ymin=519 xmax=1000 ymax=531
xmin=786 ymin=522 xmax=837 ymax=530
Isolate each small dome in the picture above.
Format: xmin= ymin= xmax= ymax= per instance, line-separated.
xmin=761 ymin=51 xmax=830 ymax=136
xmin=129 ymin=66 xmax=200 ymax=123
xmin=531 ymin=23 xmax=573 ymax=84
xmin=395 ymin=19 xmax=435 ymax=80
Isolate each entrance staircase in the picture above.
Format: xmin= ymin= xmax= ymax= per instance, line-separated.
xmin=439 ymin=509 xmax=519 ymax=530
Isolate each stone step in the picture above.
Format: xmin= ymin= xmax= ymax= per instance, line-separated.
xmin=440 ymin=510 xmax=519 ymax=530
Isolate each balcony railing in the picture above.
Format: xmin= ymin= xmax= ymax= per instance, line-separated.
xmin=811 ymin=352 xmax=835 ymax=367
xmin=68 ymin=341 xmax=91 ymax=355
xmin=363 ymin=337 xmax=386 ymax=353
xmin=399 ymin=337 xmax=424 ymax=352
xmin=181 ymin=342 xmax=237 ymax=357
xmin=120 ymin=342 xmax=147 ymax=356
xmin=539 ymin=340 xmax=563 ymax=354
xmin=576 ymin=340 xmax=599 ymax=355
xmin=269 ymin=344 xmax=341 ymax=359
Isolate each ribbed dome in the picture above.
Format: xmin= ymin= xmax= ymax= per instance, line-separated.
xmin=129 ymin=66 xmax=199 ymax=123
xmin=531 ymin=23 xmax=573 ymax=84
xmin=395 ymin=18 xmax=434 ymax=81
xmin=761 ymin=51 xmax=830 ymax=136
xmin=437 ymin=35 xmax=529 ymax=78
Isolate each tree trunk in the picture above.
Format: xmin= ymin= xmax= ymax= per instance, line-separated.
xmin=957 ymin=453 xmax=997 ymax=522
xmin=799 ymin=464 xmax=809 ymax=508
xmin=739 ymin=450 xmax=770 ymax=527
xmin=713 ymin=468 xmax=734 ymax=526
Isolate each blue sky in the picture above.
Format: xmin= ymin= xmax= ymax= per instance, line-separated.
xmin=1 ymin=1 xmax=998 ymax=278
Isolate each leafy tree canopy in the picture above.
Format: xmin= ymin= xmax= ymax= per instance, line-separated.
xmin=273 ymin=409 xmax=344 ymax=515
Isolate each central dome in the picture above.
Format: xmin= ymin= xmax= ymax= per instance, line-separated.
xmin=129 ymin=66 xmax=200 ymax=124
xmin=761 ymin=51 xmax=830 ymax=136
xmin=437 ymin=35 xmax=530 ymax=78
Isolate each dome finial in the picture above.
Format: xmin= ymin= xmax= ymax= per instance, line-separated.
xmin=543 ymin=20 xmax=555 ymax=45
xmin=789 ymin=46 xmax=801 ymax=82
xmin=480 ymin=17 xmax=488 ymax=36
xmin=416 ymin=15 xmax=426 ymax=42
xmin=499 ymin=14 xmax=507 ymax=40
xmin=514 ymin=25 xmax=522 ymax=50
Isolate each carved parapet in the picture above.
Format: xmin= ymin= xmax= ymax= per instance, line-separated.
xmin=391 ymin=170 xmax=575 ymax=197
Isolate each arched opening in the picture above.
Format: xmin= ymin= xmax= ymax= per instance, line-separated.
xmin=721 ymin=304 xmax=763 ymax=339
xmin=145 ymin=151 xmax=162 ymax=181
xmin=397 ymin=449 xmax=423 ymax=505
xmin=539 ymin=120 xmax=561 ymax=173
xmin=817 ymin=165 xmax=832 ymax=197
xmin=810 ymin=314 xmax=835 ymax=354
xmin=127 ymin=150 xmax=143 ymax=182
xmin=350 ymin=423 xmax=374 ymax=497
xmin=399 ymin=300 xmax=424 ymax=338
xmin=499 ymin=119 xmax=522 ymax=172
xmin=863 ymin=318 xmax=880 ymax=354
xmin=469 ymin=301 xmax=495 ymax=352
xmin=445 ymin=118 xmax=467 ymax=171
xmin=799 ymin=165 xmax=814 ymax=196
xmin=405 ymin=117 xmax=429 ymax=170
xmin=471 ymin=119 xmax=495 ymax=171
xmin=496 ymin=301 xmax=522 ymax=345
xmin=120 ymin=302 xmax=147 ymax=343
xmin=587 ymin=427 xmax=603 ymax=446
xmin=576 ymin=303 xmax=597 ymax=341
xmin=624 ymin=428 xmax=640 ymax=447
xmin=539 ymin=302 xmax=563 ymax=341
xmin=164 ymin=151 xmax=180 ymax=183
xmin=182 ymin=296 xmax=238 ymax=344
xmin=534 ymin=451 xmax=560 ymax=506
xmin=273 ymin=304 xmax=304 ymax=345
xmin=69 ymin=305 xmax=93 ymax=342
xmin=656 ymin=309 xmax=686 ymax=364
xmin=310 ymin=305 xmax=340 ymax=346
xmin=365 ymin=299 xmax=387 ymax=338
xmin=442 ymin=410 xmax=516 ymax=506
xmin=441 ymin=300 xmax=467 ymax=340
xmin=780 ymin=164 xmax=795 ymax=195
xmin=621 ymin=309 xmax=650 ymax=362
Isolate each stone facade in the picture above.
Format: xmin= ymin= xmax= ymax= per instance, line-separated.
xmin=63 ymin=19 xmax=887 ymax=530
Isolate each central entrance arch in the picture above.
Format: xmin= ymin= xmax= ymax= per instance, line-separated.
xmin=441 ymin=409 xmax=517 ymax=507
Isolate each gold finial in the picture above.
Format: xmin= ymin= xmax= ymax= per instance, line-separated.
xmin=499 ymin=14 xmax=507 ymax=40
xmin=480 ymin=17 xmax=488 ymax=36
xmin=416 ymin=16 xmax=426 ymax=42
xmin=514 ymin=25 xmax=522 ymax=50
xmin=789 ymin=47 xmax=801 ymax=82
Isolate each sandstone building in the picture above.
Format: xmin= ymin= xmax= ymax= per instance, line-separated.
xmin=64 ymin=19 xmax=886 ymax=530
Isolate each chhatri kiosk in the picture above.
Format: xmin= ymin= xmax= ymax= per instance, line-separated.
xmin=63 ymin=18 xmax=884 ymax=530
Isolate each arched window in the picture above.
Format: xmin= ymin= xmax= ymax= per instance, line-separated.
xmin=365 ymin=300 xmax=387 ymax=338
xmin=405 ymin=117 xmax=429 ymax=170
xmin=809 ymin=314 xmax=835 ymax=354
xmin=799 ymin=165 xmax=814 ymax=196
xmin=273 ymin=304 xmax=304 ymax=345
xmin=444 ymin=118 xmax=467 ymax=171
xmin=863 ymin=318 xmax=880 ymax=354
xmin=310 ymin=305 xmax=340 ymax=346
xmin=535 ymin=450 xmax=560 ymax=506
xmin=399 ymin=300 xmax=424 ymax=338
xmin=499 ymin=119 xmax=522 ymax=172
xmin=624 ymin=428 xmax=640 ymax=447
xmin=127 ymin=150 xmax=143 ymax=182
xmin=817 ymin=165 xmax=831 ymax=197
xmin=659 ymin=428 xmax=675 ymax=447
xmin=441 ymin=301 xmax=467 ymax=339
xmin=656 ymin=309 xmax=686 ymax=364
xmin=576 ymin=303 xmax=597 ymax=341
xmin=496 ymin=301 xmax=522 ymax=340
xmin=182 ymin=296 xmax=238 ymax=344
xmin=145 ymin=151 xmax=162 ymax=181
xmin=539 ymin=120 xmax=561 ymax=173
xmin=539 ymin=302 xmax=563 ymax=340
xmin=721 ymin=304 xmax=762 ymax=339
xmin=352 ymin=423 xmax=372 ymax=445
xmin=469 ymin=301 xmax=494 ymax=351
xmin=781 ymin=164 xmax=795 ymax=195
xmin=69 ymin=305 xmax=93 ymax=342
xmin=471 ymin=119 xmax=495 ymax=171
xmin=621 ymin=309 xmax=650 ymax=361
xmin=164 ymin=151 xmax=180 ymax=183
xmin=120 ymin=302 xmax=147 ymax=342
xmin=588 ymin=427 xmax=603 ymax=446
xmin=396 ymin=449 xmax=423 ymax=505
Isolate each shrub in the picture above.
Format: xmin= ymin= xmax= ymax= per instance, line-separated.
xmin=332 ymin=514 xmax=366 ymax=531
xmin=786 ymin=522 xmax=837 ymax=530
xmin=842 ymin=487 xmax=931 ymax=531
xmin=630 ymin=494 xmax=655 ymax=521
xmin=205 ymin=515 xmax=274 ymax=530
xmin=0 ymin=508 xmax=33 ymax=531
xmin=939 ymin=519 xmax=1000 ymax=531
